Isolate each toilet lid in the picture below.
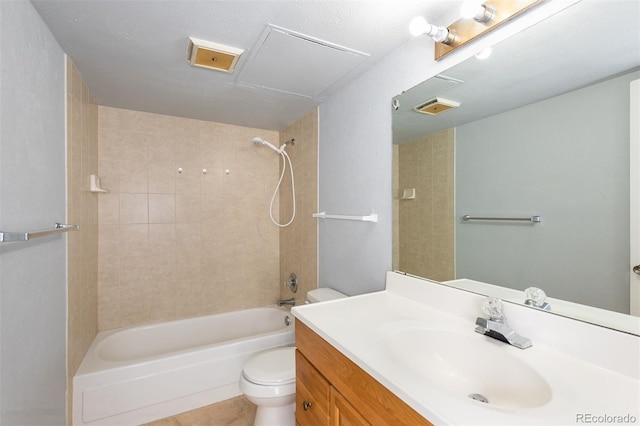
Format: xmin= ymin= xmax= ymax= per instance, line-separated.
xmin=243 ymin=347 xmax=296 ymax=385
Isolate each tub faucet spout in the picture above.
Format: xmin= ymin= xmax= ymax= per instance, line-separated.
xmin=277 ymin=298 xmax=296 ymax=307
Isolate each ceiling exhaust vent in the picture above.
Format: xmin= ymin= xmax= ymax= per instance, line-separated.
xmin=187 ymin=37 xmax=244 ymax=73
xmin=413 ymin=97 xmax=460 ymax=115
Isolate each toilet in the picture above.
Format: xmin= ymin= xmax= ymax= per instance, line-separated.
xmin=239 ymin=288 xmax=347 ymax=426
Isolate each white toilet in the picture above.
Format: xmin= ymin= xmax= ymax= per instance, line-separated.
xmin=239 ymin=288 xmax=347 ymax=426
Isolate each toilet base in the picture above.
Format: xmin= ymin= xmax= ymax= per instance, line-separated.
xmin=254 ymin=401 xmax=295 ymax=426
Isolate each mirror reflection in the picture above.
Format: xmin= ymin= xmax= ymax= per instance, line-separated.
xmin=392 ymin=0 xmax=640 ymax=331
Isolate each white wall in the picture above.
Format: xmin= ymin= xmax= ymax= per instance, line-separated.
xmin=317 ymin=1 xmax=580 ymax=295
xmin=0 ymin=1 xmax=67 ymax=424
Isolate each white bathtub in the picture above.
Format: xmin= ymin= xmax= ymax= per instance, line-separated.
xmin=73 ymin=307 xmax=295 ymax=425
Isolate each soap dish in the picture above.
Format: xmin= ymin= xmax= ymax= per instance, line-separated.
xmin=90 ymin=175 xmax=109 ymax=193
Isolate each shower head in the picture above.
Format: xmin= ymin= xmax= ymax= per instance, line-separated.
xmin=252 ymin=137 xmax=281 ymax=153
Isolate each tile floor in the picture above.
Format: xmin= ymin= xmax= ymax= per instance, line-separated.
xmin=142 ymin=396 xmax=256 ymax=426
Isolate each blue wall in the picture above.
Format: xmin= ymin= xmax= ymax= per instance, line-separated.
xmin=0 ymin=1 xmax=67 ymax=423
xmin=456 ymin=71 xmax=639 ymax=313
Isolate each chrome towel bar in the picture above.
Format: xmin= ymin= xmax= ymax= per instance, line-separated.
xmin=0 ymin=223 xmax=80 ymax=243
xmin=461 ymin=215 xmax=541 ymax=223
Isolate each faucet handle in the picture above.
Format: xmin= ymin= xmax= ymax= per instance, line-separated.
xmin=524 ymin=287 xmax=546 ymax=304
xmin=524 ymin=287 xmax=551 ymax=310
xmin=481 ymin=297 xmax=504 ymax=320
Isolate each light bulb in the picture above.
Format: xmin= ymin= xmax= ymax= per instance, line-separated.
xmin=461 ymin=0 xmax=482 ymax=18
xmin=461 ymin=0 xmax=494 ymax=23
xmin=429 ymin=25 xmax=453 ymax=44
xmin=409 ymin=16 xmax=429 ymax=36
xmin=475 ymin=47 xmax=492 ymax=60
xmin=409 ymin=16 xmax=454 ymax=44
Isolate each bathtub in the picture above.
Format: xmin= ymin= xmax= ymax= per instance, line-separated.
xmin=72 ymin=307 xmax=295 ymax=425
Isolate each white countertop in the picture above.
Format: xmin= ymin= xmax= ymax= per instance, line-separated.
xmin=292 ymin=272 xmax=640 ymax=425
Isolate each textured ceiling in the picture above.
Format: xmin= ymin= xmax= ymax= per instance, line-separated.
xmin=32 ymin=0 xmax=461 ymax=130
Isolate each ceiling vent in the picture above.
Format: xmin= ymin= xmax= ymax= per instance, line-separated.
xmin=413 ymin=97 xmax=460 ymax=115
xmin=187 ymin=37 xmax=244 ymax=73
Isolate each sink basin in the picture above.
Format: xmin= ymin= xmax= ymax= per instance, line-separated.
xmin=385 ymin=327 xmax=552 ymax=409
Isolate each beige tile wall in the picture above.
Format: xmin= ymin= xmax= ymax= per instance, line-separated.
xmin=392 ymin=144 xmax=400 ymax=269
xmin=278 ymin=110 xmax=318 ymax=303
xmin=397 ymin=129 xmax=455 ymax=281
xmin=97 ymin=107 xmax=285 ymax=329
xmin=66 ymin=57 xmax=99 ymax=422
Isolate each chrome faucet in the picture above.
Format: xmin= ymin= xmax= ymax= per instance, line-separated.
xmin=277 ymin=298 xmax=296 ymax=307
xmin=475 ymin=297 xmax=532 ymax=349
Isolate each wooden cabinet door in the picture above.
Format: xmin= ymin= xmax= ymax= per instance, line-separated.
xmin=296 ymin=350 xmax=330 ymax=426
xmin=330 ymin=387 xmax=371 ymax=426
xmin=296 ymin=320 xmax=431 ymax=426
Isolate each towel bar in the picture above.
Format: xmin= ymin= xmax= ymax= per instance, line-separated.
xmin=0 ymin=223 xmax=80 ymax=243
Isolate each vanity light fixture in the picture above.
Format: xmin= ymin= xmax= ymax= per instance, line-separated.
xmin=409 ymin=16 xmax=456 ymax=45
xmin=415 ymin=0 xmax=543 ymax=61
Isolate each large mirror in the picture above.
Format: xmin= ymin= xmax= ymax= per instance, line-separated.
xmin=392 ymin=0 xmax=640 ymax=334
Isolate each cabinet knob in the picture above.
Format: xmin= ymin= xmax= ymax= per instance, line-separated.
xmin=302 ymin=400 xmax=312 ymax=411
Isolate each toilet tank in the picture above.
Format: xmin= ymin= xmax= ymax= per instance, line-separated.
xmin=306 ymin=288 xmax=347 ymax=303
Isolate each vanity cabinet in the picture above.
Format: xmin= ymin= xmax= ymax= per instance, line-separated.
xmin=295 ymin=350 xmax=330 ymax=425
xmin=330 ymin=387 xmax=370 ymax=425
xmin=295 ymin=319 xmax=431 ymax=426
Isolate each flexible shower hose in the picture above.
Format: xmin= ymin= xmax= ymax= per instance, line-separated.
xmin=269 ymin=150 xmax=296 ymax=227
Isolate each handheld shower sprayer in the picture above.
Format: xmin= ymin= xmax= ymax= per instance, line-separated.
xmin=251 ymin=136 xmax=296 ymax=227
xmin=252 ymin=137 xmax=281 ymax=153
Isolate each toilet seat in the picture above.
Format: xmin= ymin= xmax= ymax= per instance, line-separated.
xmin=242 ymin=347 xmax=295 ymax=386
xmin=239 ymin=374 xmax=296 ymax=399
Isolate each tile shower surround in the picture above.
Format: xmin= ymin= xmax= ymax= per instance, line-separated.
xmin=97 ymin=107 xmax=318 ymax=330
xmin=67 ymin=57 xmax=99 ymax=423
xmin=278 ymin=111 xmax=319 ymax=305
xmin=396 ymin=128 xmax=454 ymax=281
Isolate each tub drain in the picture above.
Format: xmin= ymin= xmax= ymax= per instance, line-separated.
xmin=468 ymin=393 xmax=489 ymax=404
